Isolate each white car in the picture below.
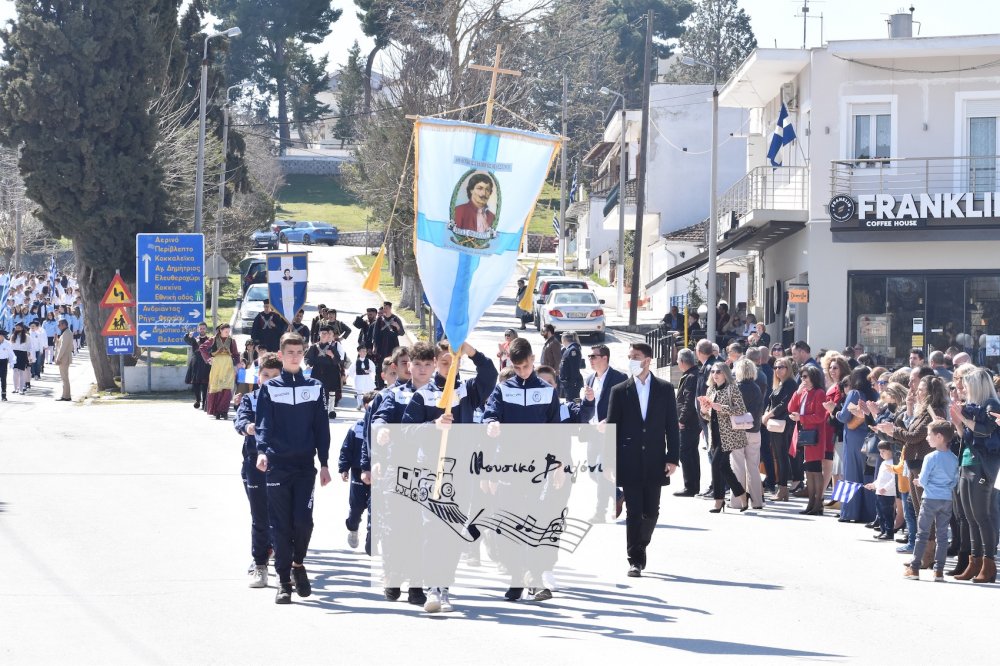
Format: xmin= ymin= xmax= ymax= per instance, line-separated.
xmin=539 ymin=288 xmax=606 ymax=340
xmin=240 ymin=283 xmax=269 ymax=334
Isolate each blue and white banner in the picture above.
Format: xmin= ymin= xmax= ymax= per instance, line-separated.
xmin=267 ymin=252 xmax=308 ymax=325
xmin=414 ymin=118 xmax=559 ymax=347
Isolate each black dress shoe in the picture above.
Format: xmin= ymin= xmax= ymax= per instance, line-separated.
xmin=504 ymin=587 xmax=524 ymax=601
xmin=627 ymin=564 xmax=642 ymax=577
xmin=673 ymin=489 xmax=697 ymax=497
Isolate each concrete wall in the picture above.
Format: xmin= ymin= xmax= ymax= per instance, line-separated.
xmin=337 ymin=231 xmax=383 ymax=248
xmin=123 ymin=365 xmax=188 ymax=393
xmin=278 ymin=157 xmax=347 ymax=176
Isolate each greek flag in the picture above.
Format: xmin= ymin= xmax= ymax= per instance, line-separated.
xmin=48 ymin=256 xmax=57 ymax=295
xmin=569 ymin=166 xmax=578 ymax=203
xmin=831 ymin=480 xmax=862 ymax=504
xmin=266 ymin=252 xmax=308 ymax=325
xmin=0 ymin=271 xmax=10 ymax=331
xmin=767 ymin=102 xmax=796 ymax=167
xmin=552 ymin=212 xmax=560 ymax=236
xmin=413 ymin=117 xmax=559 ymax=349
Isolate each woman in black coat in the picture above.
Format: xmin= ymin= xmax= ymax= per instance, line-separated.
xmin=762 ymin=358 xmax=797 ymax=501
xmin=183 ymin=325 xmax=211 ymax=410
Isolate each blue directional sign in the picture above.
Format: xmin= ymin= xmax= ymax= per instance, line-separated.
xmin=135 ymin=233 xmax=205 ymax=347
xmin=106 ymin=335 xmax=135 ymax=356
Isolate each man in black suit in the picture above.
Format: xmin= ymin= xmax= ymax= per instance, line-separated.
xmin=579 ymin=344 xmax=628 ymax=522
xmin=673 ymin=348 xmax=701 ymax=496
xmin=606 ymin=342 xmax=680 ymax=577
xmin=695 ymin=338 xmax=719 ymax=497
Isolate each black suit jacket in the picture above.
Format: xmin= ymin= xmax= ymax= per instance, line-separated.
xmin=579 ymin=367 xmax=628 ymax=423
xmin=606 ymin=374 xmax=680 ymax=487
xmin=696 ymin=354 xmax=718 ymax=398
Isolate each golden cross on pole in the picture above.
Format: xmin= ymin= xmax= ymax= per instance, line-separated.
xmin=469 ymin=44 xmax=521 ymax=125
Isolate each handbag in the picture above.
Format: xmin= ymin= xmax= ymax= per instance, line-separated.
xmin=766 ymin=418 xmax=786 ymax=433
xmin=730 ymin=412 xmax=754 ymax=430
xmin=797 ymin=427 xmax=819 ymax=445
xmin=847 ymin=413 xmax=866 ymax=430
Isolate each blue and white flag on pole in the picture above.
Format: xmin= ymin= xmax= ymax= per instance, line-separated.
xmin=831 ymin=480 xmax=862 ymax=504
xmin=767 ymin=101 xmax=796 ymax=167
xmin=266 ymin=252 xmax=308 ymax=325
xmin=0 ymin=271 xmax=10 ymax=332
xmin=552 ymin=212 xmax=560 ymax=236
xmin=414 ymin=118 xmax=560 ymax=349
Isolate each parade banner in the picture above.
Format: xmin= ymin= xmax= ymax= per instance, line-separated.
xmin=413 ymin=118 xmax=560 ymax=350
xmin=266 ymin=252 xmax=308 ymax=324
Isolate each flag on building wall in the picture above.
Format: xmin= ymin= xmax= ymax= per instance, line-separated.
xmin=266 ymin=252 xmax=308 ymax=324
xmin=413 ymin=118 xmax=560 ymax=350
xmin=767 ymin=101 xmax=796 ymax=167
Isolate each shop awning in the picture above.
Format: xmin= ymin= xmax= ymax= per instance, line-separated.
xmin=646 ymin=225 xmax=757 ymax=290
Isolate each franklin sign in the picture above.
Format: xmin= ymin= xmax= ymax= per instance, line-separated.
xmin=829 ymin=192 xmax=1000 ymax=232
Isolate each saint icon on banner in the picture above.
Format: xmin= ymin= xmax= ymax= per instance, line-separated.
xmin=448 ymin=170 xmax=501 ymax=250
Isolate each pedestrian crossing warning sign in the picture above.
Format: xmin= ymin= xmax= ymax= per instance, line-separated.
xmin=100 ymin=274 xmax=135 ymax=308
xmin=101 ymin=306 xmax=135 ymax=336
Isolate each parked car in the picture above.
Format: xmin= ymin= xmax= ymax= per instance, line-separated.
xmin=251 ymin=228 xmax=279 ymax=250
xmin=240 ymin=283 xmax=269 ymax=334
xmin=278 ymin=222 xmax=339 ymax=246
xmin=271 ymin=220 xmax=296 ymax=235
xmin=533 ymin=278 xmax=588 ymax=329
xmin=525 ymin=267 xmax=565 ymax=282
xmin=237 ymin=253 xmax=266 ymax=279
xmin=241 ymin=258 xmax=266 ymax=296
xmin=538 ymin=288 xmax=606 ymax=340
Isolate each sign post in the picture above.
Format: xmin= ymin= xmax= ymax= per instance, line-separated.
xmin=99 ymin=271 xmax=136 ymax=393
xmin=135 ymin=234 xmax=205 ymax=347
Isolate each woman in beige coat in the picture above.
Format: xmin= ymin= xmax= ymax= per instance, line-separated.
xmin=700 ymin=362 xmax=750 ymax=513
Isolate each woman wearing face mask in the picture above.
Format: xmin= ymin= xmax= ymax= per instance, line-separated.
xmin=699 ymin=362 xmax=749 ymax=513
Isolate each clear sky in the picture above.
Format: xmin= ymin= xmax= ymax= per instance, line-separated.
xmin=0 ymin=1 xmax=997 ymax=73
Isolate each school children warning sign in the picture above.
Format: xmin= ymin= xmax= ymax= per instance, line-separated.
xmin=101 ymin=306 xmax=135 ymax=336
xmin=100 ymin=273 xmax=135 ymax=308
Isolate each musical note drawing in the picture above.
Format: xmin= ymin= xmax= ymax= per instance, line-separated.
xmin=474 ymin=508 xmax=591 ymax=553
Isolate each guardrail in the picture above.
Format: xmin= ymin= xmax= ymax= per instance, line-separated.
xmin=830 ymin=155 xmax=998 ymax=197
xmin=718 ymin=165 xmax=808 ymax=226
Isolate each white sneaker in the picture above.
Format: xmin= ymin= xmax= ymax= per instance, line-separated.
xmin=424 ymin=587 xmax=442 ymax=613
xmin=347 ymin=530 xmax=359 ymax=549
xmin=439 ymin=588 xmax=454 ymax=612
xmin=248 ymin=564 xmax=268 ymax=588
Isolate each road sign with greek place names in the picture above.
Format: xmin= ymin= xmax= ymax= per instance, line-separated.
xmin=135 ymin=233 xmax=205 ymax=347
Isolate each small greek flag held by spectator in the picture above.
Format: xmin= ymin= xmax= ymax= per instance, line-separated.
xmin=767 ymin=101 xmax=796 ymax=167
xmin=552 ymin=212 xmax=560 ymax=236
xmin=49 ymin=256 xmax=58 ymax=294
xmin=831 ymin=480 xmax=862 ymax=504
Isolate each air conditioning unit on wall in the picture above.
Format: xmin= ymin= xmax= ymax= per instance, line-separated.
xmin=782 ymin=82 xmax=798 ymax=111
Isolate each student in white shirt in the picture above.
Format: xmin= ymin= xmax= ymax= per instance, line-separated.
xmin=865 ymin=441 xmax=898 ymax=540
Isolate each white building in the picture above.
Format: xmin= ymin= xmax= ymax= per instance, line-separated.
xmin=715 ymin=18 xmax=1000 ymax=366
xmin=578 ymin=84 xmax=748 ymax=312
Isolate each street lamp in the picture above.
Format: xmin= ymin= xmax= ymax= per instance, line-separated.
xmin=210 ymin=84 xmax=243 ymax=328
xmin=599 ymin=86 xmax=627 ymax=318
xmin=679 ymin=55 xmax=719 ymax=344
xmin=194 ymin=26 xmax=241 ymax=235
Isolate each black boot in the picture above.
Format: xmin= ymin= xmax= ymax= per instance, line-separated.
xmin=947 ymin=552 xmax=970 ymax=577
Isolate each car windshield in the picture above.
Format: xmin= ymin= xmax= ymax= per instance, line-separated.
xmin=553 ymin=292 xmax=597 ymax=305
xmin=245 ymin=284 xmax=268 ymax=301
xmin=545 ymin=282 xmax=585 ymax=292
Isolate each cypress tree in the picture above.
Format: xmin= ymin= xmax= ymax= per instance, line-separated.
xmin=0 ymin=1 xmax=175 ymax=389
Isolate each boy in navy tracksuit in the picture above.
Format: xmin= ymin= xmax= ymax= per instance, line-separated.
xmin=371 ymin=343 xmax=437 ymax=606
xmin=402 ymin=341 xmax=498 ymax=426
xmin=339 ymin=391 xmax=376 ymax=550
xmin=483 ymin=338 xmax=561 ymax=602
xmin=400 ymin=341 xmax=497 ymax=614
xmin=359 ymin=354 xmax=404 ymax=558
xmin=255 ymin=333 xmax=332 ymax=605
xmin=233 ymin=352 xmax=284 ymax=589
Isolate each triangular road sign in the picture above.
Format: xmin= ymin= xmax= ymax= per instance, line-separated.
xmin=101 ymin=306 xmax=136 ymax=336
xmin=100 ymin=273 xmax=135 ymax=308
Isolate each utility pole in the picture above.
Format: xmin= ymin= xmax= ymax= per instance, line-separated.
xmin=616 ymin=95 xmax=627 ymax=317
xmin=211 ymin=98 xmax=231 ymax=329
xmin=13 ymin=204 xmax=21 ymax=271
xmin=628 ymin=9 xmax=654 ymax=326
xmin=559 ymin=70 xmax=568 ymax=272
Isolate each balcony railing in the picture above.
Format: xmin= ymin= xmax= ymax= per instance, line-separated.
xmin=590 ymin=170 xmax=618 ymax=197
xmin=718 ymin=165 xmax=809 ymax=225
xmin=830 ymin=156 xmax=999 ymax=198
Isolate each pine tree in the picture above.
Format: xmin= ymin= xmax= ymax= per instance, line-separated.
xmin=206 ymin=0 xmax=341 ymax=154
xmin=667 ymin=0 xmax=757 ymax=84
xmin=607 ymin=0 xmax=695 ymax=101
xmin=0 ymin=0 xmax=174 ymax=389
xmin=335 ymin=42 xmax=365 ymax=147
